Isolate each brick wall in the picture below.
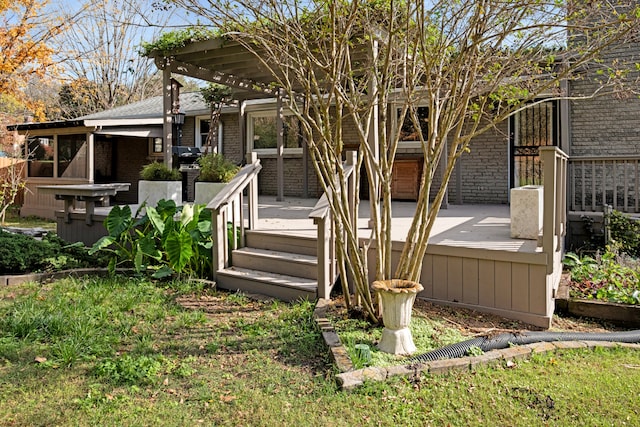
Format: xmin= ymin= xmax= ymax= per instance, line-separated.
xmin=455 ymin=120 xmax=510 ymax=204
xmin=570 ymin=42 xmax=640 ymax=157
xmin=114 ymin=137 xmax=149 ymax=204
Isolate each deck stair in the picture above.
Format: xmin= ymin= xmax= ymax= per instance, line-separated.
xmin=214 ymin=230 xmax=320 ymax=301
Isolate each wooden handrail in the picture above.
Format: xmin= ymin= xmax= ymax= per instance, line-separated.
xmin=309 ymin=151 xmax=357 ymax=299
xmin=209 ymin=153 xmax=262 ymax=280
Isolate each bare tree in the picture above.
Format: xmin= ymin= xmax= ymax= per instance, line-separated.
xmin=169 ymin=0 xmax=640 ymax=321
xmin=52 ymin=0 xmax=177 ymax=118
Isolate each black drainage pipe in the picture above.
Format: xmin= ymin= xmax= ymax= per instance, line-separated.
xmin=408 ymin=330 xmax=640 ymax=363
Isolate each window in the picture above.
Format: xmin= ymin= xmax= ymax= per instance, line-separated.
xmin=27 ymin=134 xmax=88 ymax=178
xmin=27 ymin=136 xmax=54 ymax=177
xmin=396 ymin=106 xmax=429 ymax=148
xmin=152 ymin=138 xmax=163 ymax=154
xmin=57 ymin=134 xmax=87 ymax=178
xmin=247 ymin=111 xmax=302 ymax=154
xmin=199 ymin=118 xmax=211 ymax=148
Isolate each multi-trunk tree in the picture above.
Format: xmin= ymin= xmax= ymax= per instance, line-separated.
xmin=168 ymin=0 xmax=640 ymax=321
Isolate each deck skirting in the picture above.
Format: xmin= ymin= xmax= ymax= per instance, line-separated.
xmin=365 ymin=240 xmax=558 ymax=329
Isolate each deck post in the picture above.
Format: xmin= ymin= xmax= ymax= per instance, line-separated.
xmin=317 ymin=216 xmax=331 ymax=299
xmin=246 ymin=152 xmax=259 ymax=230
xmin=211 ymin=208 xmax=227 ymax=280
xmin=541 ymin=146 xmax=568 ymax=274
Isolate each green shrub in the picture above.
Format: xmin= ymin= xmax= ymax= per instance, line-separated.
xmin=607 ymin=210 xmax=640 ymax=257
xmin=140 ymin=162 xmax=181 ymax=181
xmin=197 ymin=153 xmax=239 ymax=183
xmin=0 ymin=230 xmax=105 ymax=274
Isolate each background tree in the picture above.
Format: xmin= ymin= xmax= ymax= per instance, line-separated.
xmin=52 ymin=0 xmax=177 ymax=118
xmin=168 ymin=0 xmax=640 ymax=321
xmin=0 ymin=0 xmax=74 ymax=121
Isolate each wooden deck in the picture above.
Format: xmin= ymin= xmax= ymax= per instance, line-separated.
xmin=250 ymin=196 xmax=558 ymax=328
xmin=252 ymin=196 xmax=539 ymax=253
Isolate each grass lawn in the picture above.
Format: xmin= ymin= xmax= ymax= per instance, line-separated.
xmin=0 ymin=276 xmax=639 ymax=426
xmin=1 ymin=209 xmax=56 ymax=231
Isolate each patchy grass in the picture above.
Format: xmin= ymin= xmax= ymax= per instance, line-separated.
xmin=1 ymin=210 xmax=56 ymax=231
xmin=0 ymin=276 xmax=639 ymax=426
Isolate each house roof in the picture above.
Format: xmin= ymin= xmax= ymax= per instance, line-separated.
xmin=9 ymin=91 xmax=237 ymax=132
xmin=78 ymin=91 xmax=213 ymax=121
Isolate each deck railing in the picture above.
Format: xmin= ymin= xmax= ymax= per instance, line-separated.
xmin=208 ymin=153 xmax=261 ymax=280
xmin=309 ymin=151 xmax=357 ymax=299
xmin=569 ymin=155 xmax=640 ymax=213
xmin=541 ymin=146 xmax=568 ymax=274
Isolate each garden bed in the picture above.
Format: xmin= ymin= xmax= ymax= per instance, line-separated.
xmin=556 ymin=274 xmax=640 ymax=327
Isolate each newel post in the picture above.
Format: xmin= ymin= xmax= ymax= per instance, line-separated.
xmin=246 ymin=152 xmax=259 ymax=230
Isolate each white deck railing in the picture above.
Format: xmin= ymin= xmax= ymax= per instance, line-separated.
xmin=309 ymin=151 xmax=357 ymax=299
xmin=208 ymin=153 xmax=261 ymax=280
xmin=569 ymin=155 xmax=640 ymax=213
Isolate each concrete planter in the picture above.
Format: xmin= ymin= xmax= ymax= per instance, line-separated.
xmin=194 ymin=182 xmax=226 ymax=206
xmin=372 ymin=279 xmax=424 ymax=355
xmin=138 ymin=180 xmax=182 ymax=207
xmin=510 ymin=185 xmax=543 ymax=239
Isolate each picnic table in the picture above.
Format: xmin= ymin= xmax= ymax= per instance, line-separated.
xmin=37 ymin=183 xmax=130 ymax=225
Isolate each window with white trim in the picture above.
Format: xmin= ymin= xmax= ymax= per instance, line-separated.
xmin=196 ymin=117 xmax=211 ymax=148
xmin=247 ymin=110 xmax=302 ymax=154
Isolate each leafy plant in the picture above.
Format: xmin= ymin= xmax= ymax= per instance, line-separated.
xmin=139 ymin=26 xmax=219 ymax=56
xmin=564 ymin=250 xmax=640 ymax=305
xmin=197 ymin=153 xmax=239 ymax=183
xmin=89 ymin=200 xmax=213 ymax=278
xmin=607 ymin=209 xmax=640 ymax=257
xmin=140 ymin=161 xmax=181 ymax=181
xmin=94 ymin=354 xmax=165 ymax=385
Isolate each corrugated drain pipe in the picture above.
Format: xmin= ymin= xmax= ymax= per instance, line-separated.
xmin=408 ymin=330 xmax=640 ymax=363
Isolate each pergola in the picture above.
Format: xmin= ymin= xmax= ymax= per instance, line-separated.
xmin=146 ymin=36 xmax=379 ymax=202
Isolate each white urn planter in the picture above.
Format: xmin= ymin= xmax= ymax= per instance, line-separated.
xmin=194 ymin=182 xmax=226 ymax=206
xmin=138 ymin=180 xmax=182 ymax=207
xmin=372 ymin=279 xmax=424 ymax=355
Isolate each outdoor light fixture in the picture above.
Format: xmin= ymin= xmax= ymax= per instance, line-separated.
xmin=172 ymin=112 xmax=186 ymax=125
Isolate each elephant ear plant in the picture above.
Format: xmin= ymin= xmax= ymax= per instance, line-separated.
xmin=89 ymin=200 xmax=213 ymax=279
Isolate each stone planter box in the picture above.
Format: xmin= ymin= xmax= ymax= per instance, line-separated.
xmin=138 ymin=180 xmax=182 ymax=207
xmin=510 ymin=185 xmax=543 ymax=240
xmin=194 ymin=182 xmax=226 ymax=206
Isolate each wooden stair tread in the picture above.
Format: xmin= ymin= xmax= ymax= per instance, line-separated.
xmin=233 ymin=247 xmax=317 ymax=265
xmin=218 ymin=267 xmax=317 ymax=291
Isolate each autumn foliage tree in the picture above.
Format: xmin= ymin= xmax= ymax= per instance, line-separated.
xmin=0 ymin=0 xmax=71 ymax=120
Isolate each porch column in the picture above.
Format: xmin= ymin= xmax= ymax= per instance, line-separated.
xmin=239 ymin=98 xmax=246 ymax=160
xmin=276 ymin=89 xmax=284 ymax=201
xmin=87 ymin=131 xmax=94 ymax=183
xmin=162 ymin=67 xmax=173 ymax=169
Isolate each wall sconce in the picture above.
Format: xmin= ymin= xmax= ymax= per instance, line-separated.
xmin=172 ymin=112 xmax=186 ymax=125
